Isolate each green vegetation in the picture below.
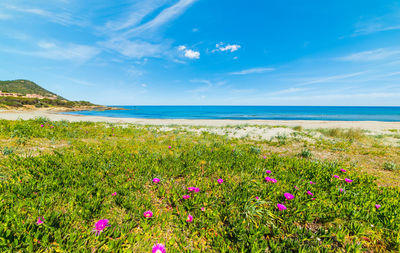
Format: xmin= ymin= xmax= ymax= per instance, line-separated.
xmin=0 ymin=80 xmax=61 ymax=98
xmin=0 ymin=79 xmax=96 ymax=108
xmin=0 ymin=119 xmax=399 ymax=252
xmin=0 ymin=96 xmax=94 ymax=108
xmin=318 ymin=128 xmax=366 ymax=141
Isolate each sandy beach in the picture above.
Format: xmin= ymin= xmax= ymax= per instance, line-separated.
xmin=1 ymin=109 xmax=399 ymax=131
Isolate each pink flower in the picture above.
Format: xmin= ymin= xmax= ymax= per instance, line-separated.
xmin=112 ymin=192 xmax=117 ymax=196
xmin=265 ymin=177 xmax=277 ymax=183
xmin=36 ymin=217 xmax=44 ymax=225
xmin=309 ymin=181 xmax=315 ymax=185
xmin=294 ymin=186 xmax=300 ymax=190
xmin=263 ymin=156 xmax=267 ymax=159
xmin=153 ymin=178 xmax=160 ymax=183
xmin=187 ymin=187 xmax=195 ymax=192
xmin=307 ymin=191 xmax=314 ymax=196
xmin=168 ymin=146 xmax=172 ymax=149
xmin=152 ymin=243 xmax=166 ymax=253
xmin=340 ymin=169 xmax=346 ymax=173
xmin=311 ymin=198 xmax=316 ymax=201
xmin=333 ymin=175 xmax=340 ymax=179
xmin=40 ymin=124 xmax=44 ymax=127
xmin=93 ymin=219 xmax=110 ymax=235
xmin=277 ymin=203 xmax=287 ymax=211
xmin=183 ymin=195 xmax=191 ymax=199
xmin=194 ymin=187 xmax=200 ymax=192
xmin=345 ymin=178 xmax=353 ymax=183
xmin=143 ymin=210 xmax=153 ymax=218
xmin=186 ymin=214 xmax=193 ymax=222
xmin=339 ymin=188 xmax=344 ymax=192
xmin=201 ymin=207 xmax=205 ymax=211
xmin=375 ymin=204 xmax=381 ymax=209
xmin=284 ymin=192 xmax=294 ymax=200
xmin=255 ymin=196 xmax=260 ymax=200
xmin=265 ymin=170 xmax=272 ymax=174
xmin=217 ymin=178 xmax=224 ymax=184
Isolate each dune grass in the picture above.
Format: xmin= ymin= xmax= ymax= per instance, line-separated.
xmin=0 ymin=119 xmax=399 ymax=252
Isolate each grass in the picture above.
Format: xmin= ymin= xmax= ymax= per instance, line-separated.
xmin=0 ymin=119 xmax=399 ymax=251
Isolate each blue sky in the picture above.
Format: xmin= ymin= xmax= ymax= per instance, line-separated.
xmin=1 ymin=0 xmax=400 ymax=105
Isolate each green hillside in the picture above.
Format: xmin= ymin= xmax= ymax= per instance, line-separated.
xmin=0 ymin=79 xmax=63 ymax=99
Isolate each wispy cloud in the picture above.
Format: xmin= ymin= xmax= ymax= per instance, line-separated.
xmin=229 ymin=67 xmax=274 ymax=75
xmin=100 ymin=0 xmax=198 ymax=59
xmin=297 ymin=71 xmax=366 ymax=85
xmin=336 ymin=48 xmax=400 ymax=62
xmin=121 ymin=0 xmax=197 ymax=38
xmin=0 ymin=12 xmax=12 ymax=20
xmin=4 ymin=4 xmax=87 ymax=26
xmin=100 ymin=39 xmax=167 ymax=59
xmin=3 ymin=41 xmax=100 ymax=62
xmin=212 ymin=42 xmax=241 ymax=53
xmin=351 ymin=10 xmax=400 ymax=36
xmin=188 ymin=79 xmax=225 ymax=93
xmin=178 ymin=45 xmax=200 ymax=59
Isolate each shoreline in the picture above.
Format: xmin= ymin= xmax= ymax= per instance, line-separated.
xmin=0 ymin=110 xmax=399 ymax=131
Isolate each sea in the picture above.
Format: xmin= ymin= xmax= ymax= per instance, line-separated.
xmin=63 ymin=106 xmax=400 ymax=122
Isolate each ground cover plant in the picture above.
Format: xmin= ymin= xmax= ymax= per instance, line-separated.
xmin=0 ymin=119 xmax=400 ymax=252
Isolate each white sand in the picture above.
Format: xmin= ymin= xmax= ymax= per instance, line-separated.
xmin=0 ymin=110 xmax=399 ymax=132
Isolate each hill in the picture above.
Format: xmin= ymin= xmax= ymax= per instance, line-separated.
xmin=0 ymin=79 xmax=64 ymax=99
xmin=0 ymin=79 xmax=100 ymax=109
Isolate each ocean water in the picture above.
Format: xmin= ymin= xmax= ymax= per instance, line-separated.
xmin=63 ymin=106 xmax=400 ymax=122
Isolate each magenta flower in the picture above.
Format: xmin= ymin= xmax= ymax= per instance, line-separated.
xmin=311 ymin=198 xmax=316 ymax=201
xmin=112 ymin=192 xmax=117 ymax=196
xmin=277 ymin=203 xmax=287 ymax=211
xmin=143 ymin=210 xmax=153 ymax=218
xmin=339 ymin=188 xmax=344 ymax=192
xmin=255 ymin=196 xmax=260 ymax=200
xmin=217 ymin=178 xmax=224 ymax=184
xmin=194 ymin=187 xmax=200 ymax=192
xmin=152 ymin=243 xmax=166 ymax=253
xmin=36 ymin=217 xmax=44 ymax=225
xmin=153 ymin=178 xmax=160 ymax=183
xmin=309 ymin=181 xmax=315 ymax=185
xmin=168 ymin=146 xmax=172 ymax=149
xmin=187 ymin=187 xmax=195 ymax=192
xmin=186 ymin=214 xmax=193 ymax=222
xmin=340 ymin=169 xmax=346 ymax=173
xmin=333 ymin=175 xmax=340 ymax=179
xmin=183 ymin=195 xmax=191 ymax=199
xmin=40 ymin=124 xmax=44 ymax=127
xmin=265 ymin=177 xmax=277 ymax=183
xmin=201 ymin=207 xmax=205 ymax=211
xmin=307 ymin=191 xmax=314 ymax=196
xmin=263 ymin=155 xmax=267 ymax=159
xmin=265 ymin=170 xmax=272 ymax=174
xmin=345 ymin=178 xmax=353 ymax=183
xmin=375 ymin=204 xmax=381 ymax=209
xmin=93 ymin=219 xmax=110 ymax=235
xmin=284 ymin=192 xmax=294 ymax=200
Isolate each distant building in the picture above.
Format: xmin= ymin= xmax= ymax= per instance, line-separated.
xmin=0 ymin=91 xmax=57 ymax=100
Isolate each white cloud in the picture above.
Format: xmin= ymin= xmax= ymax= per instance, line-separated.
xmin=101 ymin=39 xmax=166 ymax=59
xmin=141 ymin=83 xmax=147 ymax=87
xmin=100 ymin=0 xmax=198 ymax=60
xmin=336 ymin=48 xmax=400 ymax=62
xmin=229 ymin=67 xmax=274 ymax=75
xmin=3 ymin=42 xmax=100 ymax=62
xmin=296 ymin=71 xmax=367 ymax=85
xmin=122 ymin=0 xmax=197 ymax=38
xmin=4 ymin=4 xmax=87 ymax=26
xmin=351 ymin=10 xmax=400 ymax=36
xmin=37 ymin=41 xmax=56 ymax=49
xmin=0 ymin=12 xmax=12 ymax=20
xmin=213 ymin=42 xmax=241 ymax=53
xmin=178 ymin=45 xmax=200 ymax=59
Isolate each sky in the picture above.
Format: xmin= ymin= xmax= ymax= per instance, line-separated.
xmin=0 ymin=0 xmax=400 ymax=106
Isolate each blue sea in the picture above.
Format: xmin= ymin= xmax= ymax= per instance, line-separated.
xmin=64 ymin=106 xmax=400 ymax=122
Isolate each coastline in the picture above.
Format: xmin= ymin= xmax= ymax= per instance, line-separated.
xmin=0 ymin=109 xmax=400 ymax=131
